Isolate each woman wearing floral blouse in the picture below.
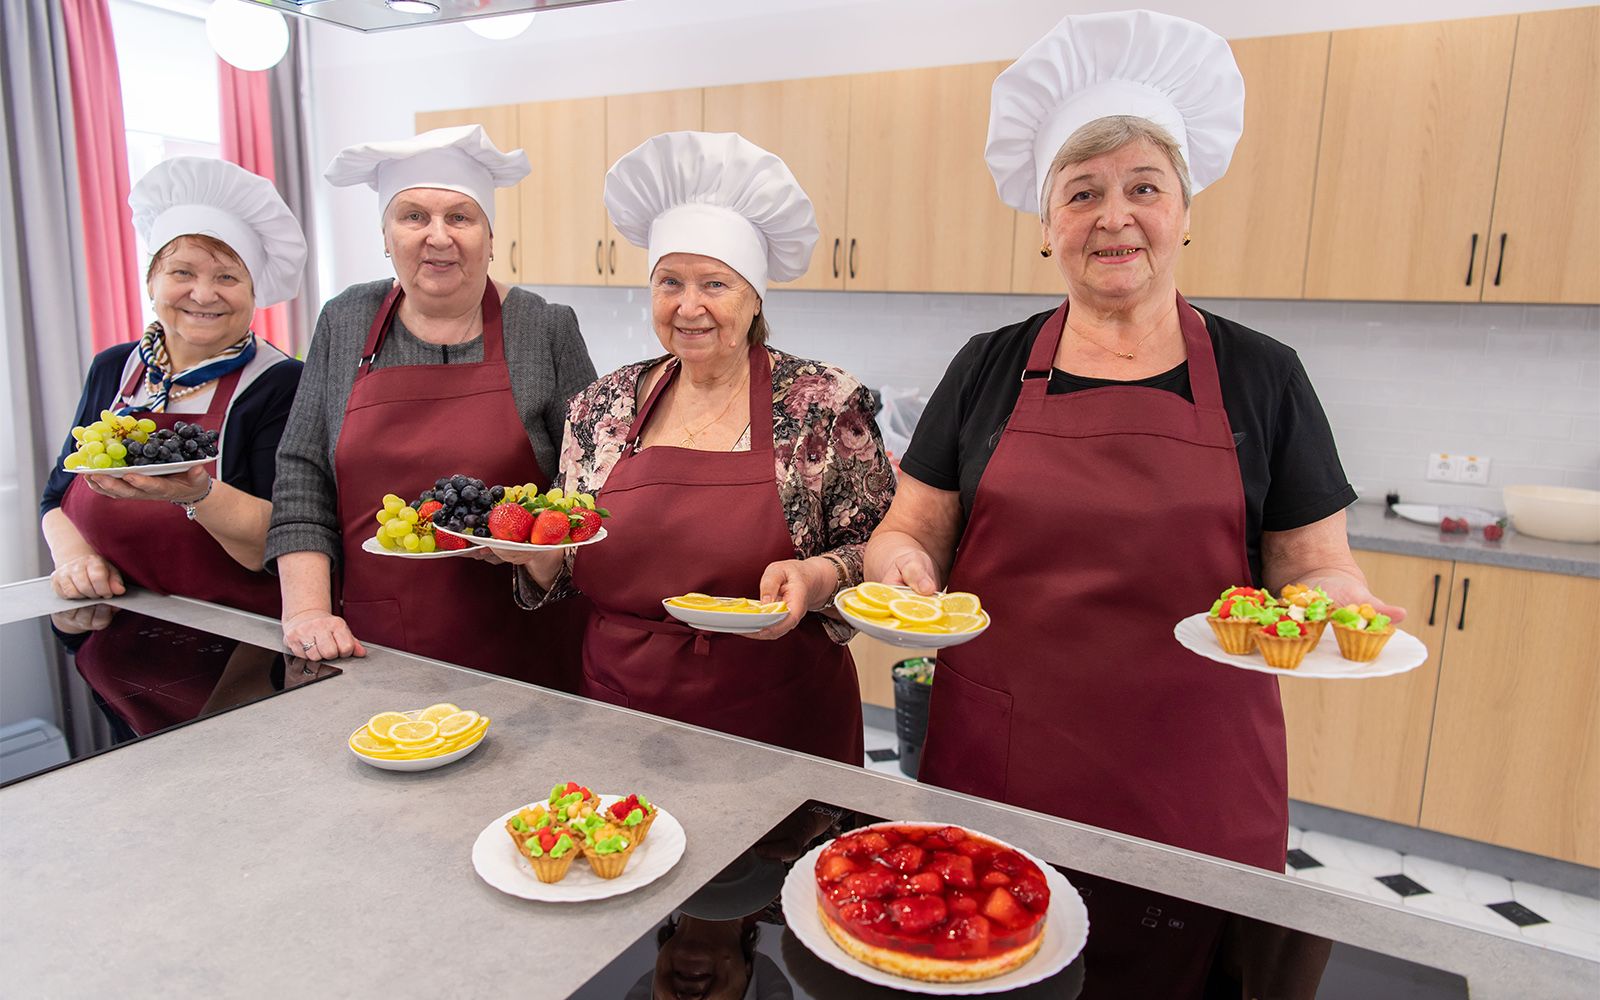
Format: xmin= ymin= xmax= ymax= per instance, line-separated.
xmin=513 ymin=132 xmax=894 ymax=764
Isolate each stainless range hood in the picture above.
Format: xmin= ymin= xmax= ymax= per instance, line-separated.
xmin=254 ymin=0 xmax=627 ymax=33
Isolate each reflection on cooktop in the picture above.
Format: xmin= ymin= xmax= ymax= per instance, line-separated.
xmin=0 ymin=605 xmax=339 ymax=787
xmin=571 ymin=801 xmax=1470 ymax=999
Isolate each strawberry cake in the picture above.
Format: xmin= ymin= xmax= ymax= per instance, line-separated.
xmin=813 ymin=823 xmax=1051 ymax=983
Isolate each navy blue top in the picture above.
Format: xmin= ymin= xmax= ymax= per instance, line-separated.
xmin=40 ymin=342 xmax=303 ymax=516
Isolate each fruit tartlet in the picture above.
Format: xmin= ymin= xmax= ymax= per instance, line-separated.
xmin=504 ymin=803 xmax=556 ymax=854
xmin=519 ymin=822 xmax=580 ymax=883
xmin=1253 ymin=618 xmax=1319 ymax=669
xmin=581 ymin=823 xmax=637 ymax=880
xmin=1206 ymin=586 xmax=1277 ymax=654
xmin=1277 ymin=583 xmax=1333 ymax=641
xmin=604 ymin=793 xmax=658 ymax=844
xmin=1329 ymin=604 xmax=1395 ymax=662
xmin=814 ymin=824 xmax=1050 ymax=983
xmin=547 ymin=781 xmax=601 ymax=825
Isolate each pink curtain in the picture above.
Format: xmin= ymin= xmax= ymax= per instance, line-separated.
xmin=60 ymin=0 xmax=142 ymax=353
xmin=218 ymin=61 xmax=289 ymax=351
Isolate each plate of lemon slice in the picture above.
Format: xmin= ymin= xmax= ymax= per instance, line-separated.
xmin=835 ymin=583 xmax=990 ymax=649
xmin=662 ymin=594 xmax=788 ymax=634
xmin=348 ymin=703 xmax=491 ymax=771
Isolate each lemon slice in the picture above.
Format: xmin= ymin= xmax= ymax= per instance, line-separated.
xmin=888 ymin=596 xmax=943 ymax=624
xmin=349 ymin=729 xmax=391 ymax=755
xmin=899 ymin=621 xmax=955 ymax=634
xmin=840 ymin=592 xmax=894 ymax=620
xmin=943 ymin=612 xmax=987 ymax=633
xmin=387 ymin=738 xmax=448 ymax=759
xmin=756 ymin=601 xmax=788 ymax=614
xmin=418 ymin=703 xmax=460 ymax=724
xmin=388 ymin=720 xmax=439 ymax=745
xmin=440 ymin=718 xmax=490 ymax=748
xmin=366 ymin=712 xmax=410 ymax=742
xmin=939 ymin=592 xmax=982 ymax=615
xmin=667 ymin=593 xmax=722 ymax=609
xmin=853 ymin=582 xmax=905 ymax=609
xmin=436 ymin=710 xmax=481 ymax=739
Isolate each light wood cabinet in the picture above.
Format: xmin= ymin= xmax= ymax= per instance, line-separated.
xmin=516 ymin=98 xmax=607 ymax=287
xmin=1480 ymin=6 xmax=1600 ymax=304
xmin=1279 ymin=551 xmax=1451 ymax=825
xmin=414 ymin=106 xmax=523 ymax=286
xmin=704 ymin=77 xmax=853 ymax=291
xmin=1304 ymin=16 xmax=1518 ymax=302
xmin=604 ymin=89 xmax=703 ymax=287
xmin=1419 ymin=565 xmax=1600 ymax=866
xmin=846 ymin=63 xmax=1014 ymax=293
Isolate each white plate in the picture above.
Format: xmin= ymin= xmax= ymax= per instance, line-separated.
xmin=360 ymin=536 xmax=470 ymax=560
xmin=1390 ymin=503 xmax=1499 ymax=529
xmin=1173 ymin=612 xmax=1427 ymax=679
xmin=66 ymin=456 xmax=213 ymax=478
xmin=348 ymin=727 xmax=487 ymax=771
xmin=834 ymin=588 xmax=990 ymax=650
xmin=471 ymin=795 xmax=685 ymax=902
xmin=437 ymin=525 xmax=608 ymax=553
xmin=661 ymin=599 xmax=787 ymax=634
xmin=781 ymin=822 xmax=1089 ymax=994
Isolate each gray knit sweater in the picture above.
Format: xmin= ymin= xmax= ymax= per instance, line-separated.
xmin=265 ymin=280 xmax=597 ymax=568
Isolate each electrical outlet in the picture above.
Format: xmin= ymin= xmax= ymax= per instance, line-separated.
xmin=1426 ymin=453 xmax=1459 ymax=482
xmin=1460 ymin=455 xmax=1491 ymax=485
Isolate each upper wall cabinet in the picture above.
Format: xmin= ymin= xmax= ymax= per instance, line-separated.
xmin=1481 ymin=6 xmax=1600 ymax=304
xmin=604 ymin=89 xmax=703 ymax=287
xmin=414 ymin=106 xmax=523 ymax=286
xmin=1304 ymin=16 xmax=1518 ymax=302
xmin=704 ymin=76 xmax=853 ymax=291
xmin=515 ymin=98 xmax=607 ymax=287
xmin=846 ymin=63 xmax=1014 ymax=293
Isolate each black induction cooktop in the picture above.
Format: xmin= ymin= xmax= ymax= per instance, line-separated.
xmin=0 ymin=605 xmax=339 ymax=787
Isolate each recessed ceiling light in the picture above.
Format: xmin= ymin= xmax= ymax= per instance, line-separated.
xmin=386 ymin=1 xmax=440 ymax=14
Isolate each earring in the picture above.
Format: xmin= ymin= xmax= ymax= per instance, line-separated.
xmin=1182 ymin=232 xmax=1192 ymax=247
xmin=383 ymin=250 xmax=391 ymax=258
xmin=1039 ymin=243 xmax=1053 ymax=259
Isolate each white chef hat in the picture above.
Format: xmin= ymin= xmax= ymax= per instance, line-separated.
xmin=986 ymin=9 xmax=1244 ymax=214
xmin=129 ymin=157 xmax=307 ymax=307
xmin=323 ymin=124 xmax=530 ymax=229
xmin=604 ymin=131 xmax=819 ymax=299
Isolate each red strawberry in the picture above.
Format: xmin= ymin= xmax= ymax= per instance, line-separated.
xmin=530 ymin=509 xmax=570 ymax=545
xmin=569 ymin=508 xmax=603 ymax=542
xmin=817 ymin=853 xmax=860 ymax=883
xmin=887 ymin=895 xmax=947 ymax=933
xmin=928 ymin=852 xmax=975 ymax=889
xmin=980 ymin=870 xmax=1012 ymax=888
xmin=537 ymin=827 xmax=558 ymax=851
xmin=1218 ymin=599 xmax=1236 ymax=619
xmin=980 ymin=886 xmax=1029 ymax=927
xmin=906 ymin=871 xmax=944 ymax=895
xmin=991 ymin=850 xmax=1027 ymax=876
xmin=884 ymin=844 xmax=925 ymax=872
xmin=947 ymin=892 xmax=979 ymax=917
xmin=1009 ymin=874 xmax=1050 ymax=911
xmin=1483 ymin=520 xmax=1505 ymax=541
xmin=937 ymin=915 xmax=992 ymax=959
xmin=416 ymin=500 xmax=443 ymax=524
xmin=838 ymin=900 xmax=886 ymax=928
xmin=433 ymin=529 xmax=469 ymax=550
xmin=842 ymin=870 xmax=897 ymax=900
xmin=852 ymin=831 xmax=891 ymax=855
xmin=487 ymin=502 xmax=534 ymax=541
xmin=924 ymin=826 xmax=967 ymax=848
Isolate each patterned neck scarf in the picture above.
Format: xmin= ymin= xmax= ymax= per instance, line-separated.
xmin=119 ymin=321 xmax=256 ymax=414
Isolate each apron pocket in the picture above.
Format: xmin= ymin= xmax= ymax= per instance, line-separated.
xmin=341 ymin=599 xmax=405 ymax=651
xmin=920 ymin=661 xmax=1013 ymax=798
xmin=579 ymin=669 xmax=632 ymax=710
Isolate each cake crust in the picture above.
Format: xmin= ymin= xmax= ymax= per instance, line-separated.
xmin=819 ymin=905 xmax=1045 ymax=982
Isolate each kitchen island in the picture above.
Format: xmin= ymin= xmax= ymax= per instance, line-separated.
xmin=0 ymin=578 xmax=1593 ymax=998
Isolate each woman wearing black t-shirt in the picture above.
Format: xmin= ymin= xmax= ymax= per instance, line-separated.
xmin=865 ymin=13 xmax=1404 ymax=880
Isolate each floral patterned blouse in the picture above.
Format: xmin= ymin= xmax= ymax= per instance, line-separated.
xmin=517 ymin=347 xmax=896 ymax=642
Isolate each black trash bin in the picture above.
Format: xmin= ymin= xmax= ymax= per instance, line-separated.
xmin=892 ymin=657 xmax=934 ymax=778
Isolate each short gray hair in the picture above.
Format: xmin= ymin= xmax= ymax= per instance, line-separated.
xmin=1039 ymin=116 xmax=1193 ymax=221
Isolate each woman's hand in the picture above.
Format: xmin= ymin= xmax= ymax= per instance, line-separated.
xmin=874 ymin=545 xmax=941 ymax=596
xmin=51 ymin=604 xmax=118 ymax=635
xmin=1295 ymin=572 xmax=1407 ymax=624
xmin=81 ymin=466 xmax=212 ymax=504
xmin=282 ymin=609 xmax=366 ymax=661
xmin=51 ymin=552 xmax=126 ymax=600
xmin=1262 ymin=512 xmax=1406 ymax=624
xmin=745 ymin=557 xmax=838 ymax=641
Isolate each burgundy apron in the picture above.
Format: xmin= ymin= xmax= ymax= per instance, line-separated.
xmin=572 ymin=344 xmax=863 ymax=764
xmin=333 ymin=281 xmax=587 ymax=689
xmin=60 ymin=364 xmax=281 ymax=617
xmin=919 ymin=296 xmax=1287 ymax=867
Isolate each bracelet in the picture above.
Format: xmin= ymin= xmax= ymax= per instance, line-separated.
xmin=819 ymin=552 xmax=850 ymax=601
xmin=172 ymin=475 xmax=214 ymax=521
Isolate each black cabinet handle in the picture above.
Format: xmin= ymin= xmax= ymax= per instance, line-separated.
xmin=607 ymin=239 xmax=616 ymax=275
xmin=848 ymin=238 xmax=857 ymax=280
xmin=1493 ymin=233 xmax=1506 ymax=286
xmin=1456 ymin=577 xmax=1471 ymax=631
xmin=595 ymin=240 xmax=603 ymax=276
xmin=832 ymin=238 xmax=841 ymax=279
xmin=1465 ymin=233 xmax=1479 ymax=286
xmin=509 ymin=239 xmax=519 ymax=276
xmin=1428 ymin=573 xmax=1441 ymax=626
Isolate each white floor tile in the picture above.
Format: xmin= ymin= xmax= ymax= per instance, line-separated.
xmin=1300 ymin=831 xmax=1403 ymax=877
xmin=863 ymin=724 xmax=896 ymax=750
xmin=1511 ymin=881 xmax=1600 ymax=933
xmin=1294 ymin=865 xmax=1394 ymax=901
xmin=864 ymin=757 xmax=914 ymax=782
xmin=1520 ymin=921 xmax=1600 ymax=957
xmin=1286 ymin=826 xmax=1303 ymax=850
xmin=1401 ymin=854 xmax=1514 ymax=905
xmin=1402 ymin=892 xmax=1523 ymax=935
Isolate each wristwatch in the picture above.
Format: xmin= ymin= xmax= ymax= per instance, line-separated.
xmin=173 ymin=476 xmax=214 ymax=521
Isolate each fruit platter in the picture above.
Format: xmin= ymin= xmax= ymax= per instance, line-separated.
xmin=835 ymin=583 xmax=990 ymax=650
xmin=347 ymin=703 xmax=490 ymax=771
xmin=471 ymin=781 xmax=686 ymax=902
xmin=63 ymin=411 xmax=218 ymax=477
xmin=781 ymin=822 xmax=1088 ymax=993
xmin=662 ymin=593 xmax=788 ymax=633
xmin=365 ymin=477 xmax=610 ymax=558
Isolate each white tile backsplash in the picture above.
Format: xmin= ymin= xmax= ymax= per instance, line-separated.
xmin=527 ymin=285 xmax=1600 ymax=510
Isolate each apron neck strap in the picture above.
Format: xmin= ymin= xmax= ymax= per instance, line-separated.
xmin=1020 ymin=301 xmax=1069 ymax=395
xmin=626 ymin=343 xmax=774 ymax=454
xmin=1020 ymin=294 xmax=1222 ymax=408
xmin=360 ymin=280 xmax=503 ymax=375
xmin=117 ymin=357 xmax=247 ymax=416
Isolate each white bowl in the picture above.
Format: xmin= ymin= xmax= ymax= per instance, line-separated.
xmin=1503 ymin=485 xmax=1600 ymax=544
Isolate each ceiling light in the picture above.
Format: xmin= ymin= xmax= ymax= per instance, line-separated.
xmin=205 ymin=0 xmax=289 ymax=72
xmin=466 ymin=11 xmax=536 ymax=40
xmin=386 ymin=1 xmax=440 ymax=13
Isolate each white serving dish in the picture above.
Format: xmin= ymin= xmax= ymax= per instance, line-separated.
xmin=1502 ymin=485 xmax=1600 ymax=544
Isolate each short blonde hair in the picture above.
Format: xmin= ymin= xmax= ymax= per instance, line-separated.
xmin=1039 ymin=115 xmax=1193 ymax=221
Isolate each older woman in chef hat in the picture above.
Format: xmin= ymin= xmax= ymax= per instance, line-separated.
xmin=42 ymin=157 xmax=306 ymax=617
xmin=267 ymin=125 xmax=596 ymax=683
xmin=512 ymin=131 xmax=894 ymax=764
xmin=868 ymin=11 xmax=1404 ymax=867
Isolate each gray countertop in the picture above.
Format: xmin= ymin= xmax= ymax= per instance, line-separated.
xmin=1346 ymin=501 xmax=1600 ymax=578
xmin=0 ymin=580 xmax=1594 ymax=999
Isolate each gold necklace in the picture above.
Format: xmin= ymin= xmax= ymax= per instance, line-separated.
xmin=1066 ymin=320 xmax=1162 ymax=360
xmin=677 ymin=367 xmax=749 ymax=447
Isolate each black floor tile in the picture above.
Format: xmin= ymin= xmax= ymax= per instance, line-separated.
xmin=1286 ymin=848 xmax=1324 ymax=870
xmin=1486 ymin=901 xmax=1549 ymax=927
xmin=1376 ymin=874 xmax=1431 ymax=897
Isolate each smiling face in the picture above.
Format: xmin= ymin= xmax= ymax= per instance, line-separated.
xmin=651 ymin=916 xmax=753 ymax=1000
xmin=1042 ymin=138 xmax=1191 ymax=310
xmin=382 ymin=187 xmax=490 ymax=310
xmin=649 ymin=253 xmax=760 ymax=368
xmin=145 ymin=235 xmax=256 ymax=362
